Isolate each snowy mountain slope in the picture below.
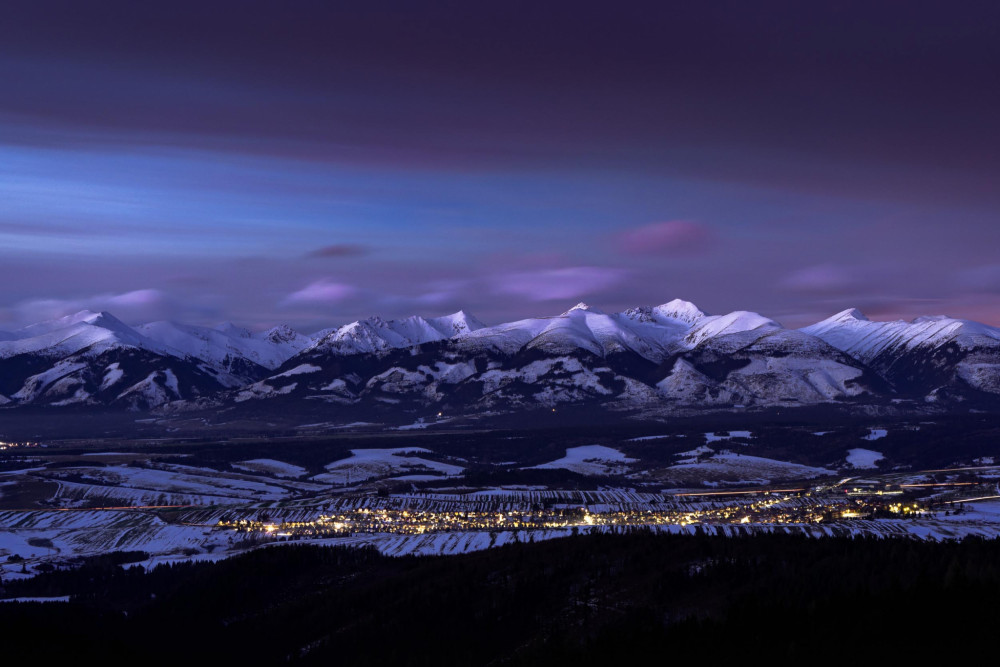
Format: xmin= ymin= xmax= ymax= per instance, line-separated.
xmin=0 ymin=345 xmax=240 ymax=409
xmin=243 ymin=300 xmax=878 ymax=413
xmin=136 ymin=320 xmax=307 ymax=372
xmin=306 ymin=311 xmax=484 ymax=356
xmin=802 ymin=309 xmax=1000 ymax=396
xmin=0 ymin=311 xmax=249 ymax=408
xmin=214 ymin=322 xmax=253 ymax=339
xmin=654 ymin=327 xmax=879 ymax=406
xmin=456 ymin=301 xmax=697 ymax=361
xmin=454 ymin=300 xmax=799 ymax=363
xmin=802 ymin=309 xmax=1000 ymax=362
xmin=1 ymin=311 xmax=173 ymax=360
xmin=682 ymin=311 xmax=781 ymax=349
xmin=258 ymin=324 xmax=310 ymax=348
xmin=2 ymin=300 xmax=999 ymax=413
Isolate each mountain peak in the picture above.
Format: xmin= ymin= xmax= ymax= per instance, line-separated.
xmin=654 ymin=299 xmax=705 ymax=323
xmin=215 ymin=322 xmax=253 ymax=338
xmin=434 ymin=310 xmax=485 ymax=334
xmin=260 ymin=324 xmax=302 ymax=344
xmin=57 ymin=310 xmax=135 ymax=335
xmin=449 ymin=309 xmax=477 ymax=322
xmin=25 ymin=309 xmax=105 ymax=331
xmin=562 ymin=302 xmax=604 ymax=316
xmin=831 ymin=308 xmax=869 ymax=323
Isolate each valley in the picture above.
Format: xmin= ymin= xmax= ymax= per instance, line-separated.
xmin=3 ymin=417 xmax=999 ymax=578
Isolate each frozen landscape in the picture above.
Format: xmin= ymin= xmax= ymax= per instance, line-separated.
xmin=3 ymin=3 xmax=1000 ymax=662
xmin=3 ymin=415 xmax=1000 ymax=580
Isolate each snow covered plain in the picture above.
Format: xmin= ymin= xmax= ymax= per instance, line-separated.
xmin=43 ymin=463 xmax=323 ymax=506
xmin=528 ymin=445 xmax=636 ymax=476
xmin=658 ymin=450 xmax=835 ymax=486
xmin=232 ymin=459 xmax=309 ymax=478
xmin=847 ymin=448 xmax=885 ymax=469
xmin=2 ymin=426 xmax=1000 ymax=582
xmin=704 ymin=430 xmax=753 ymax=443
xmin=6 ymin=503 xmax=1000 ymax=584
xmin=312 ymin=448 xmax=464 ymax=485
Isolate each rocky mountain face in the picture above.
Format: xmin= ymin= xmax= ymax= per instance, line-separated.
xmin=1 ymin=301 xmax=998 ymax=414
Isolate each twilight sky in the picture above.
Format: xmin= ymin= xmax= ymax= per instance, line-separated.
xmin=3 ymin=1 xmax=1000 ymax=331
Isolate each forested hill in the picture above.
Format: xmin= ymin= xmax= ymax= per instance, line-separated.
xmin=2 ymin=532 xmax=999 ymax=664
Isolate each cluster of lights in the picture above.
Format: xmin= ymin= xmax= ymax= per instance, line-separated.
xmin=0 ymin=440 xmax=41 ymax=451
xmin=215 ymin=491 xmax=941 ymax=539
xmin=206 ymin=475 xmax=1000 ymax=542
xmin=886 ymin=503 xmax=925 ymax=515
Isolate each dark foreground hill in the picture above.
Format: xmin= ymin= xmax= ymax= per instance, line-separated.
xmin=3 ymin=532 xmax=999 ymax=665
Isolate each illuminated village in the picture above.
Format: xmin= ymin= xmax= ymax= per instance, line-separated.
xmin=216 ymin=477 xmax=993 ymax=541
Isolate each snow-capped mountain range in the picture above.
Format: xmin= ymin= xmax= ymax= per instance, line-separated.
xmin=1 ymin=300 xmax=998 ymax=413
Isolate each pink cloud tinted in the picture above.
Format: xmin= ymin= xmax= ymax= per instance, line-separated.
xmin=284 ymin=280 xmax=358 ymax=305
xmin=7 ymin=289 xmax=170 ymax=326
xmin=305 ymin=245 xmax=368 ymax=259
xmin=618 ymin=220 xmax=716 ymax=256
xmin=781 ymin=264 xmax=859 ymax=294
xmin=491 ymin=267 xmax=626 ymax=301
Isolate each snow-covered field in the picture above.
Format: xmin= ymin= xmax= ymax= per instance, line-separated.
xmin=312 ymin=448 xmax=464 ymax=485
xmin=1 ymin=425 xmax=998 ymax=583
xmin=528 ymin=445 xmax=635 ymax=476
xmin=7 ymin=505 xmax=1000 ymax=583
xmin=0 ymin=508 xmax=232 ymax=580
xmin=46 ymin=464 xmax=300 ymax=505
xmin=704 ymin=430 xmax=753 ymax=443
xmin=232 ymin=459 xmax=309 ymax=478
xmin=847 ymin=448 xmax=885 ymax=469
xmin=661 ymin=451 xmax=834 ymax=485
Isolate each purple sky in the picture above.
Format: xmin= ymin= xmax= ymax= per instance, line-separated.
xmin=3 ymin=1 xmax=1000 ymax=331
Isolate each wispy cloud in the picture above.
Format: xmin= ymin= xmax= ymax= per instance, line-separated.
xmin=617 ymin=221 xmax=716 ymax=256
xmin=282 ymin=279 xmax=358 ymax=305
xmin=780 ymin=264 xmax=860 ymax=295
xmin=305 ymin=244 xmax=368 ymax=259
xmin=490 ymin=267 xmax=627 ymax=302
xmin=4 ymin=289 xmax=171 ymax=327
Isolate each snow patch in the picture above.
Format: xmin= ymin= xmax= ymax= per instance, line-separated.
xmin=100 ymin=363 xmax=124 ymax=391
xmin=312 ymin=448 xmax=464 ymax=485
xmin=846 ymin=448 xmax=884 ymax=469
xmin=705 ymin=431 xmax=753 ymax=444
xmin=232 ymin=459 xmax=308 ymax=478
xmin=529 ymin=445 xmax=636 ymax=476
xmin=273 ymin=364 xmax=322 ymax=378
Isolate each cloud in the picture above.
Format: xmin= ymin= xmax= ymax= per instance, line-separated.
xmin=781 ymin=264 xmax=860 ymax=295
xmin=282 ymin=279 xmax=358 ymax=305
xmin=618 ymin=221 xmax=716 ymax=256
xmin=6 ymin=289 xmax=172 ymax=327
xmin=490 ymin=267 xmax=627 ymax=301
xmin=305 ymin=244 xmax=368 ymax=259
xmin=105 ymin=288 xmax=163 ymax=307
